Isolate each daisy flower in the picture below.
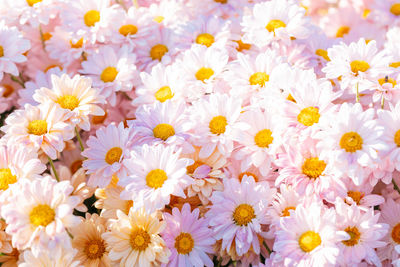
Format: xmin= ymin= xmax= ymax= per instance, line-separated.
xmin=71 ymin=213 xmax=111 ymax=267
xmin=80 ymin=45 xmax=138 ymax=106
xmin=147 ymin=0 xmax=188 ymax=27
xmin=273 ymin=201 xmax=344 ymax=267
xmin=60 ymin=0 xmax=119 ymax=43
xmin=182 ymin=145 xmax=226 ymax=205
xmin=369 ymin=0 xmax=400 ymax=26
xmin=233 ymin=107 xmax=283 ymax=176
xmin=129 ymin=100 xmax=193 ymax=147
xmin=206 ymin=175 xmax=275 ymax=257
xmin=315 ymin=103 xmax=387 ymax=185
xmin=241 ymin=0 xmax=311 ymax=48
xmin=34 ymin=73 xmax=105 ymax=131
xmin=19 ymin=246 xmax=81 ymax=267
xmin=0 ymin=176 xmax=80 ymax=255
xmin=335 ymin=199 xmax=388 ymax=266
xmin=175 ymin=45 xmax=229 ymax=101
xmin=132 ymin=63 xmax=184 ymax=106
xmin=322 ymin=38 xmax=391 ymax=93
xmin=102 ymin=208 xmax=170 ymax=266
xmin=162 ymin=203 xmax=215 ymax=267
xmin=0 ymin=20 xmax=30 ymax=80
xmin=120 ymin=144 xmax=193 ymax=213
xmin=2 ymin=0 xmax=58 ymax=26
xmin=1 ymin=103 xmax=74 ymax=159
xmin=82 ymin=122 xmax=132 ymax=188
xmin=95 ymin=184 xmax=133 ymax=220
xmin=378 ymin=198 xmax=400 ymax=263
xmin=190 ymin=93 xmax=246 ymax=158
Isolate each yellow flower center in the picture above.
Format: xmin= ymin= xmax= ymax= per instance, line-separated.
xmin=394 ymin=130 xmax=400 ymax=147
xmin=150 ymin=44 xmax=168 ymax=61
xmin=302 ymin=157 xmax=326 ymax=179
xmin=70 ymin=38 xmax=83 ymax=49
xmin=153 ymin=123 xmax=175 ymax=141
xmin=119 ymin=24 xmax=138 ymax=36
xmin=214 ymin=0 xmax=227 ymax=3
xmin=315 ymin=49 xmax=330 ymax=61
xmin=378 ymin=77 xmax=397 ymax=87
xmin=340 ymin=132 xmax=363 ymax=152
xmin=391 ymin=223 xmax=400 ymax=244
xmin=235 ymin=40 xmax=251 ymax=52
xmin=100 ymin=67 xmax=118 ymax=83
xmin=298 ymin=231 xmax=321 ymax=252
xmin=238 ymin=172 xmax=258 ymax=182
xmin=92 ymin=112 xmax=107 ymax=125
xmin=347 ymin=191 xmax=364 ymax=205
xmin=130 ymin=228 xmax=151 ymax=251
xmin=70 ymin=160 xmax=83 ymax=173
xmin=249 ymin=72 xmax=269 ymax=87
xmin=44 ymin=64 xmax=62 ymax=72
xmin=146 ymin=169 xmax=167 ymax=189
xmin=342 ymin=226 xmax=361 ymax=246
xmin=254 ymin=129 xmax=273 ymax=148
xmin=266 ymin=19 xmax=286 ymax=33
xmin=0 ymin=46 xmax=3 ymax=57
xmin=336 ymin=26 xmax=350 ymax=38
xmin=84 ymin=239 xmax=106 ymax=259
xmin=105 ymin=147 xmax=123 ymax=165
xmin=233 ymin=204 xmax=256 ymax=226
xmin=174 ymin=232 xmax=194 ymax=254
xmin=26 ymin=0 xmax=42 ymax=6
xmin=0 ymin=168 xmax=17 ymax=191
xmin=186 ymin=161 xmax=205 ymax=175
xmin=27 ymin=120 xmax=47 ymax=136
xmin=390 ymin=62 xmax=400 ymax=68
xmin=363 ymin=9 xmax=371 ymax=18
xmin=350 ymin=60 xmax=370 ymax=75
xmin=29 ymin=204 xmax=55 ymax=227
xmin=154 ymin=86 xmax=173 ymax=102
xmin=209 ymin=115 xmax=227 ymax=135
xmin=195 ymin=67 xmax=214 ymax=82
xmin=2 ymin=84 xmax=14 ymax=98
xmin=84 ymin=10 xmax=100 ymax=27
xmin=297 ymin=107 xmax=320 ymax=126
xmin=196 ymin=33 xmax=215 ymax=47
xmin=124 ymin=200 xmax=134 ymax=214
xmin=42 ymin=32 xmax=52 ymax=41
xmin=57 ymin=95 xmax=79 ymax=111
xmin=281 ymin=206 xmax=296 ymax=217
xmin=153 ymin=16 xmax=164 ymax=23
xmin=391 ymin=3 xmax=400 ymax=16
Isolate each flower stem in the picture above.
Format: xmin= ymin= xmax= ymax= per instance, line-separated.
xmin=10 ymin=75 xmax=24 ymax=87
xmin=263 ymin=241 xmax=272 ymax=255
xmin=48 ymin=157 xmax=60 ymax=182
xmin=381 ymin=96 xmax=385 ymax=109
xmin=75 ymin=127 xmax=84 ymax=152
xmin=393 ymin=179 xmax=400 ymax=195
xmin=356 ymin=82 xmax=360 ymax=103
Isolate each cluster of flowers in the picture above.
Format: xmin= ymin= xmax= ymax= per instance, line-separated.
xmin=2 ymin=0 xmax=400 ymax=266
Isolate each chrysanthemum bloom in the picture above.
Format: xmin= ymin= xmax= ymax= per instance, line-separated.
xmin=147 ymin=0 xmax=188 ymax=27
xmin=316 ymin=103 xmax=387 ymax=185
xmin=0 ymin=20 xmax=30 ymax=80
xmin=71 ymin=213 xmax=111 ymax=267
xmin=102 ymin=208 xmax=170 ymax=266
xmin=233 ymin=107 xmax=282 ymax=176
xmin=273 ymin=202 xmax=344 ymax=267
xmin=369 ymin=0 xmax=400 ymax=26
xmin=34 ymin=73 xmax=105 ymax=131
xmin=19 ymin=246 xmax=81 ymax=267
xmin=178 ymin=15 xmax=231 ymax=49
xmin=57 ymin=165 xmax=94 ymax=212
xmin=162 ymin=204 xmax=215 ymax=267
xmin=1 ymin=103 xmax=74 ymax=159
xmin=95 ymin=184 xmax=133 ymax=220
xmin=120 ymin=144 xmax=193 ymax=213
xmin=335 ymin=199 xmax=388 ymax=266
xmin=183 ymin=145 xmax=225 ymax=205
xmin=322 ymin=38 xmax=391 ymax=93
xmin=241 ymin=0 xmax=311 ymax=47
xmin=190 ymin=93 xmax=247 ymax=158
xmin=133 ymin=63 xmax=184 ymax=106
xmin=175 ymin=45 xmax=229 ymax=101
xmin=378 ymin=198 xmax=400 ymax=263
xmin=207 ymin=175 xmax=275 ymax=257
xmin=0 ymin=176 xmax=80 ymax=255
xmin=60 ymin=0 xmax=118 ymax=43
xmin=82 ymin=122 xmax=132 ymax=187
xmin=80 ymin=45 xmax=138 ymax=106
xmin=130 ymin=100 xmax=193 ymax=147
xmin=0 ymin=144 xmax=45 ymax=193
